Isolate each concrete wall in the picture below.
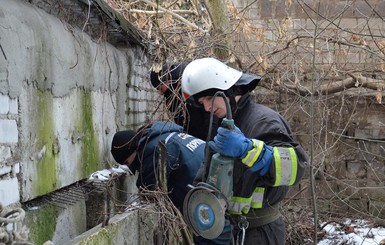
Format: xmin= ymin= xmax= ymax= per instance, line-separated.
xmin=0 ymin=0 xmax=161 ymax=244
xmin=65 ymin=206 xmax=187 ymax=245
xmin=65 ymin=209 xmax=154 ymax=245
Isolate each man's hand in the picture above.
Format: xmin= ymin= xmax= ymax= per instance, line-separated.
xmin=209 ymin=126 xmax=253 ymax=158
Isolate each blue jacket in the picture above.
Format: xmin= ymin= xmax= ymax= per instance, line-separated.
xmin=130 ymin=121 xmax=205 ymax=210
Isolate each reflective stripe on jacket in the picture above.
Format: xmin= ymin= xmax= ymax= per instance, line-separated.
xmin=229 ymin=93 xmax=309 ymax=213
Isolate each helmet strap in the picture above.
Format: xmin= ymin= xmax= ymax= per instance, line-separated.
xmin=229 ymin=96 xmax=238 ymax=117
xmin=225 ymin=87 xmax=239 ymax=117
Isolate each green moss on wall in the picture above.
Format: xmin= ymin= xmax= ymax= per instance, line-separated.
xmin=24 ymin=204 xmax=59 ymax=244
xmin=77 ymin=226 xmax=117 ymax=245
xmin=36 ymin=90 xmax=58 ymax=195
xmin=75 ymin=90 xmax=100 ymax=176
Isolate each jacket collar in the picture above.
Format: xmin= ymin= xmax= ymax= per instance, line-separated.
xmin=232 ymin=92 xmax=251 ymax=118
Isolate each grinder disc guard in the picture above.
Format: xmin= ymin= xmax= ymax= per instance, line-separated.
xmin=183 ymin=184 xmax=228 ymax=239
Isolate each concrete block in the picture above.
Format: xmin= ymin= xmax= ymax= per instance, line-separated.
xmin=0 ymin=119 xmax=18 ymax=143
xmin=336 ymin=179 xmax=368 ymax=198
xmin=139 ymin=101 xmax=147 ymax=112
xmin=128 ymin=88 xmax=136 ymax=98
xmin=130 ymin=77 xmax=139 ymax=87
xmin=9 ymin=98 xmax=18 ymax=114
xmin=315 ymin=179 xmax=339 ymax=199
xmin=0 ymin=69 xmax=7 ymax=84
xmin=12 ymin=163 xmax=20 ymax=175
xmin=139 ymin=89 xmax=147 ymax=100
xmin=24 ymin=200 xmax=87 ymax=245
xmin=260 ymin=0 xmax=273 ymax=19
xmin=330 ymin=18 xmax=358 ymax=30
xmin=346 ymin=160 xmax=367 ymax=179
xmin=138 ymin=112 xmax=147 ymax=124
xmin=0 ymin=177 xmax=20 ymax=206
xmin=0 ymin=164 xmax=12 ymax=176
xmin=367 ymin=160 xmax=385 ymax=182
xmin=0 ymin=145 xmax=12 ymax=163
xmin=355 ymin=128 xmax=385 ymax=140
xmin=243 ymin=7 xmax=260 ymax=21
xmin=264 ymin=30 xmax=274 ymax=41
xmin=65 ymin=209 xmax=155 ymax=245
xmin=362 ymin=179 xmax=385 ymax=202
xmin=369 ymin=200 xmax=385 ymax=219
xmin=0 ymin=94 xmax=9 ymax=114
xmin=292 ymin=19 xmax=307 ymax=30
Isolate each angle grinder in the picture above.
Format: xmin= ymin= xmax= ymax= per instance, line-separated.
xmin=183 ymin=91 xmax=234 ymax=239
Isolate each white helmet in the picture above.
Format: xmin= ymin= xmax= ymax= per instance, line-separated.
xmin=181 ymin=58 xmax=243 ymax=98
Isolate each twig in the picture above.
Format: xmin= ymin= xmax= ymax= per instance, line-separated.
xmin=128 ymin=9 xmax=196 ymax=15
xmin=137 ymin=0 xmax=207 ymax=33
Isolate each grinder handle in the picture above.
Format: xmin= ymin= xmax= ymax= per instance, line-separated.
xmin=220 ymin=118 xmax=234 ymax=130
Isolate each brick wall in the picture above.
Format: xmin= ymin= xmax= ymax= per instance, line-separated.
xmin=0 ymin=94 xmax=20 ymax=206
xmin=232 ymin=0 xmax=385 ymax=75
xmin=254 ymin=87 xmax=385 ymax=219
xmin=232 ymin=0 xmax=385 ymax=219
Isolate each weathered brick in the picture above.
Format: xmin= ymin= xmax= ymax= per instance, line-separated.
xmin=0 ymin=119 xmax=18 ymax=144
xmin=316 ymin=179 xmax=339 ymax=199
xmin=9 ymin=98 xmax=18 ymax=114
xmin=0 ymin=94 xmax=9 ymax=114
xmin=260 ymin=0 xmax=273 ymax=19
xmin=367 ymin=160 xmax=385 ymax=182
xmin=0 ymin=164 xmax=11 ymax=176
xmin=355 ymin=128 xmax=385 ymax=139
xmin=0 ymin=146 xmax=12 ymax=163
xmin=0 ymin=177 xmax=20 ymax=206
xmin=369 ymin=200 xmax=385 ymax=219
xmin=245 ymin=7 xmax=261 ymax=21
xmin=12 ymin=163 xmax=20 ymax=176
xmin=361 ymin=179 xmax=385 ymax=201
xmin=346 ymin=160 xmax=367 ymax=179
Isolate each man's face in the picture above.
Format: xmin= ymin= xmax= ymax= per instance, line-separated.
xmin=157 ymin=77 xmax=174 ymax=98
xmin=198 ymin=96 xmax=227 ymax=118
xmin=159 ymin=84 xmax=168 ymax=94
xmin=124 ymin=151 xmax=137 ymax=166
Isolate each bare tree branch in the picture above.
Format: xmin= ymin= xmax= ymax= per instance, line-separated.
xmin=261 ymin=74 xmax=385 ymax=96
xmin=128 ymin=9 xmax=196 ymax=15
xmin=138 ymin=0 xmax=208 ymax=33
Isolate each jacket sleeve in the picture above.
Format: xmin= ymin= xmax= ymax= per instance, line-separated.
xmin=239 ymin=116 xmax=309 ymax=188
xmin=228 ymin=128 xmax=309 ymax=214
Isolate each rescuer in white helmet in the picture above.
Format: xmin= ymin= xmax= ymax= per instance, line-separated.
xmin=181 ymin=57 xmax=309 ymax=245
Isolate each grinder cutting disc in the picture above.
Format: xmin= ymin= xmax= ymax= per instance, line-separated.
xmin=183 ymin=185 xmax=227 ymax=239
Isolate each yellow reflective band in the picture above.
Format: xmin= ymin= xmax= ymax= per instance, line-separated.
xmin=273 ymin=147 xmax=298 ymax=186
xmin=251 ymin=187 xmax=264 ymax=209
xmin=228 ymin=187 xmax=265 ymax=214
xmin=273 ymin=147 xmax=282 ymax=186
xmin=242 ymin=139 xmax=264 ymax=167
xmin=229 ymin=196 xmax=252 ymax=214
xmin=288 ymin=148 xmax=298 ymax=186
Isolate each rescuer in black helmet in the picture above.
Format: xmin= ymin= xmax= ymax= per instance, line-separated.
xmin=150 ymin=62 xmax=219 ymax=141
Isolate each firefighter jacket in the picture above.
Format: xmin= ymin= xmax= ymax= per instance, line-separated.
xmin=228 ymin=93 xmax=309 ymax=215
xmin=129 ymin=121 xmax=205 ymax=211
